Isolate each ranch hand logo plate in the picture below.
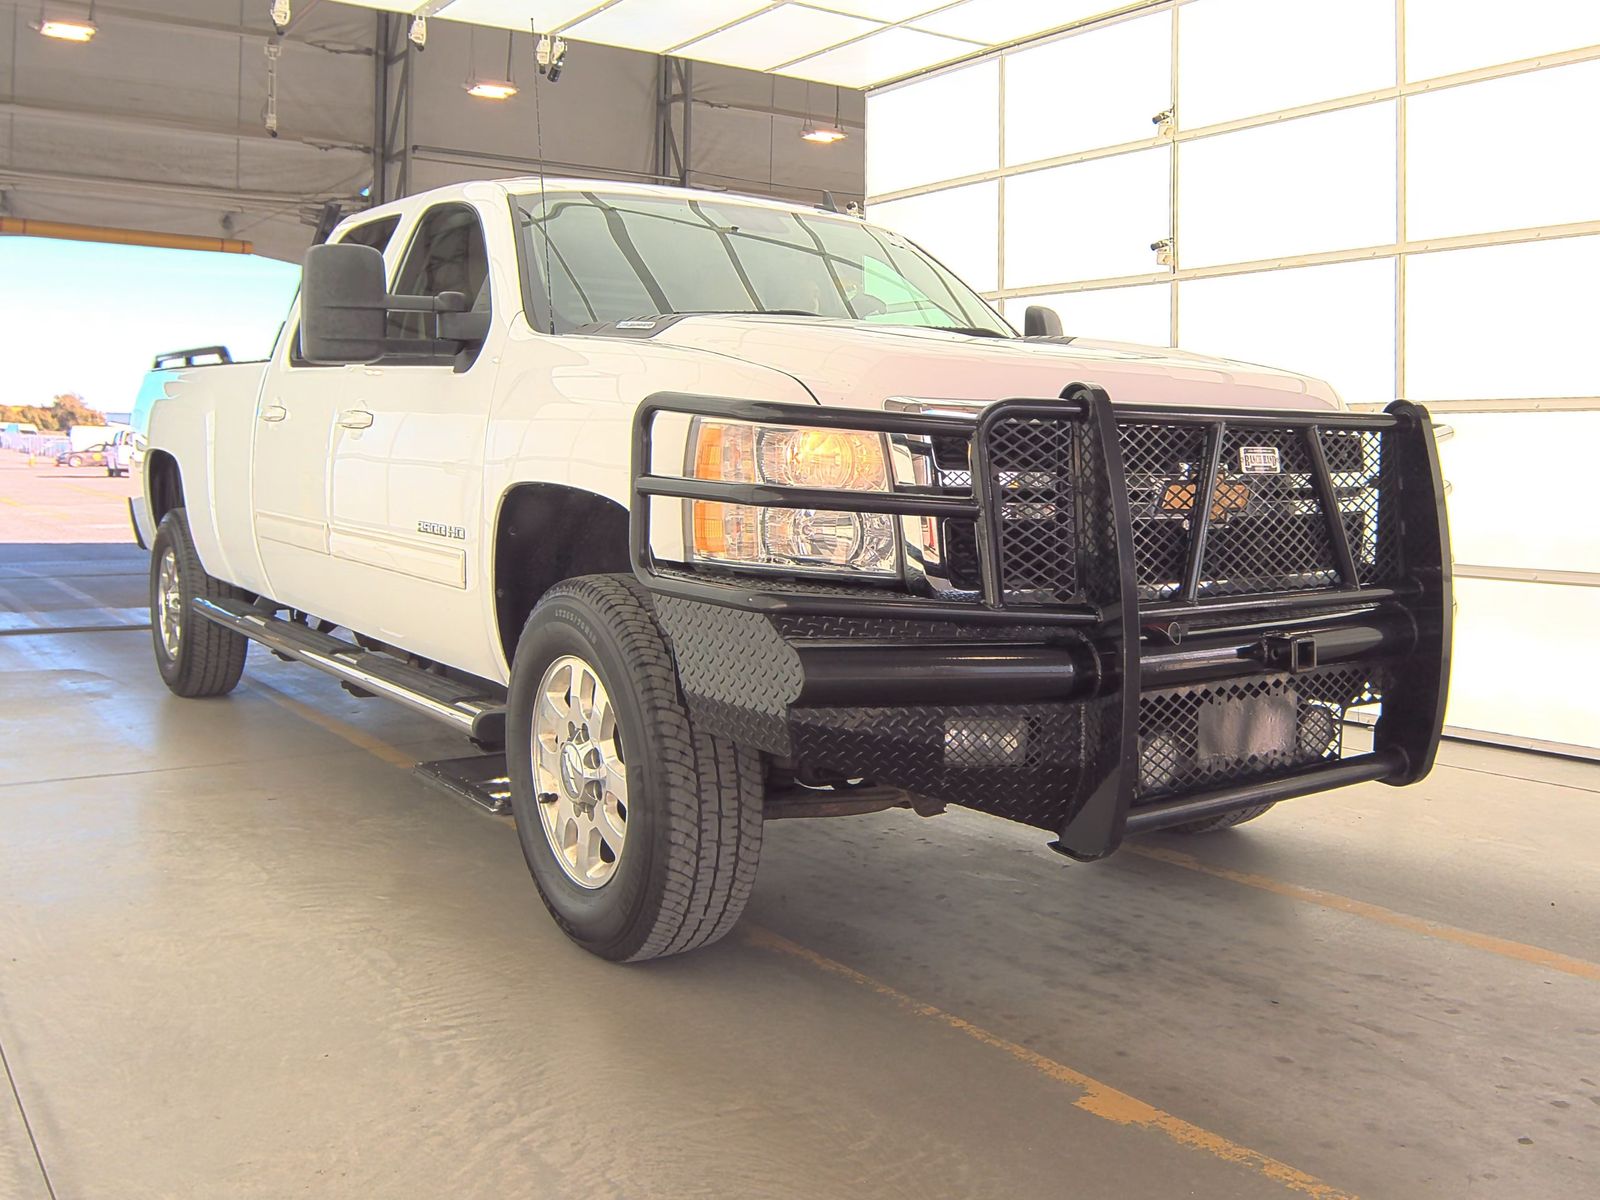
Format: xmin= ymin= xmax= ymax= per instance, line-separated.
xmin=1238 ymin=446 xmax=1281 ymax=475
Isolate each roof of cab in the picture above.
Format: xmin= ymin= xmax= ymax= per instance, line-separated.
xmin=338 ymin=176 xmax=849 ymax=235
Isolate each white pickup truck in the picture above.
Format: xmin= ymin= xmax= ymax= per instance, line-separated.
xmin=137 ymin=178 xmax=1451 ymax=962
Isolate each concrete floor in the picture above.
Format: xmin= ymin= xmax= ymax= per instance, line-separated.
xmin=2 ymin=537 xmax=1598 ymax=1200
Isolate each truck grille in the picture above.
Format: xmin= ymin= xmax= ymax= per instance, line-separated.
xmin=935 ymin=411 xmax=1402 ymax=604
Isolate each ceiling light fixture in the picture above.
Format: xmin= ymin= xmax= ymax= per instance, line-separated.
xmin=268 ymin=0 xmax=290 ymax=34
xmin=408 ymin=16 xmax=427 ymax=50
xmin=464 ymin=28 xmax=518 ymax=100
xmin=35 ymin=1 xmax=97 ymax=42
xmin=799 ymin=82 xmax=846 ymax=144
xmin=466 ymin=80 xmax=518 ymax=100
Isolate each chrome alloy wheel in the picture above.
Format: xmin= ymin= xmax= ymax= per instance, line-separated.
xmin=155 ymin=547 xmax=183 ymax=660
xmin=532 ymin=654 xmax=628 ymax=889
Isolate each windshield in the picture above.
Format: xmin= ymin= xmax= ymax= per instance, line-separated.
xmin=512 ymin=189 xmax=1013 ymax=338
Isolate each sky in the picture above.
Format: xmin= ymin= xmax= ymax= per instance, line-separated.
xmin=0 ymin=238 xmax=302 ymax=415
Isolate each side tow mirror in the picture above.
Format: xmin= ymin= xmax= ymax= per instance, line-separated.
xmin=1024 ymin=304 xmax=1064 ymax=338
xmin=301 ymin=243 xmax=387 ymax=363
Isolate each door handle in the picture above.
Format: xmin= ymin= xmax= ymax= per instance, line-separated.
xmin=260 ymin=404 xmax=288 ymax=423
xmin=338 ymin=409 xmax=374 ymax=430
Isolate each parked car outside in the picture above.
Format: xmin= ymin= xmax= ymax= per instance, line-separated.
xmin=57 ymin=443 xmax=108 ymax=468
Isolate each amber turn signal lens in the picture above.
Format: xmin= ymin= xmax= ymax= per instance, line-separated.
xmin=692 ymin=501 xmax=726 ymax=555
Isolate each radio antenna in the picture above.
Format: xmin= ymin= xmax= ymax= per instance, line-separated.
xmin=530 ymin=21 xmax=554 ymax=332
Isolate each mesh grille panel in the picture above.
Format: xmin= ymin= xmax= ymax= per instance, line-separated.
xmin=1328 ymin=429 xmax=1403 ymax=586
xmin=983 ymin=416 xmax=1079 ymax=602
xmin=1119 ymin=422 xmax=1208 ymax=596
xmin=1203 ymin=428 xmax=1338 ymax=595
xmin=1111 ymin=421 xmax=1403 ymax=599
xmin=947 ymin=410 xmax=1403 ymax=607
xmin=1136 ymin=666 xmax=1385 ymax=800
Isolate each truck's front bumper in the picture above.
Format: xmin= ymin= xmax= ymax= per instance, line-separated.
xmin=631 ymin=388 xmax=1451 ymax=860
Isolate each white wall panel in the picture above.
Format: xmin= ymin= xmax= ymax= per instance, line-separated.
xmin=1003 ymin=12 xmax=1170 ymax=165
xmin=1025 ymin=285 xmax=1172 ymax=346
xmin=1179 ymin=103 xmax=1397 ymax=267
xmin=1406 ymin=60 xmax=1600 ymax=240
xmin=870 ymin=181 xmax=999 ymax=292
xmin=1178 ymin=0 xmax=1395 ymax=128
xmin=1003 ymin=148 xmax=1169 ymax=286
xmin=1405 ymin=0 xmax=1600 ymax=80
xmin=1405 ymin=236 xmax=1600 ymax=401
xmin=866 ymin=61 xmax=998 ymax=195
xmin=1447 ymin=579 xmax=1600 ymax=749
xmin=1438 ymin=413 xmax=1600 ymax=573
xmin=1178 ymin=260 xmax=1396 ymax=405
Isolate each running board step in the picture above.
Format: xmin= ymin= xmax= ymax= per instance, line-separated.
xmin=192 ymin=597 xmax=506 ymax=747
xmin=415 ymin=753 xmax=512 ymax=815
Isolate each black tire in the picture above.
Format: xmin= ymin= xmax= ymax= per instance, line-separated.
xmin=506 ymin=574 xmax=763 ymax=962
xmin=1168 ymin=802 xmax=1276 ymax=834
xmin=149 ymin=508 xmax=249 ymax=698
xmin=67 ymin=455 xmax=82 ymax=467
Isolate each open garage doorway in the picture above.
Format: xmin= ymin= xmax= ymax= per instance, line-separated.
xmin=0 ymin=234 xmax=298 ymax=630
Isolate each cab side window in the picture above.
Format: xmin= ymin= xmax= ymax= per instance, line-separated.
xmin=388 ymin=205 xmax=490 ymax=355
xmin=338 ymin=216 xmax=400 ymax=253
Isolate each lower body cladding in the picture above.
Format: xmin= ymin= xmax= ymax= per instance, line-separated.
xmin=634 ymin=387 xmax=1452 ymax=861
xmin=655 ymin=598 xmax=1430 ymax=858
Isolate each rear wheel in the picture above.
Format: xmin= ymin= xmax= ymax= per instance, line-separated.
xmin=149 ymin=509 xmax=249 ymax=698
xmin=506 ymin=574 xmax=763 ymax=962
xmin=1168 ymin=802 xmax=1276 ymax=834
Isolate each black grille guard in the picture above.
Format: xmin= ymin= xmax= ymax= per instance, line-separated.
xmin=630 ymin=383 xmax=1452 ymax=860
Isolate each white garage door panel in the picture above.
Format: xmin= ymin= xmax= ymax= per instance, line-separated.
xmin=1003 ymin=148 xmax=1169 ymax=287
xmin=1405 ymin=0 xmax=1600 ymax=80
xmin=1002 ymin=12 xmax=1170 ymax=165
xmin=865 ymin=5 xmax=1600 ymax=753
xmin=867 ymin=61 xmax=998 ymax=195
xmin=1405 ymin=236 xmax=1600 ymax=401
xmin=1179 ymin=103 xmax=1397 ymax=268
xmin=1177 ymin=259 xmax=1396 ymax=406
xmin=870 ymin=181 xmax=999 ymax=293
xmin=1178 ymin=0 xmax=1396 ymax=129
xmin=1027 ymin=284 xmax=1172 ymax=347
xmin=1438 ymin=413 xmax=1600 ymax=574
xmin=1407 ymin=61 xmax=1600 ymax=241
xmin=1447 ymin=578 xmax=1600 ymax=750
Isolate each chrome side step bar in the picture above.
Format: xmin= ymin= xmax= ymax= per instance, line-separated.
xmin=192 ymin=597 xmax=506 ymax=747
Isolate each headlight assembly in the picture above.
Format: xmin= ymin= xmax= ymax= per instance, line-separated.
xmin=685 ymin=420 xmax=899 ymax=578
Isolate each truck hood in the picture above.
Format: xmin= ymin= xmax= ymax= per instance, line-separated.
xmin=645 ymin=314 xmax=1340 ymax=411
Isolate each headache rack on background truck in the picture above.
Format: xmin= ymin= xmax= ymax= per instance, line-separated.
xmin=630 ymin=383 xmax=1451 ymax=860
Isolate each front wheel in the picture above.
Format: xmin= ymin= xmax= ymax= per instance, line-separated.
xmin=67 ymin=455 xmax=82 ymax=467
xmin=506 ymin=574 xmax=763 ymax=962
xmin=149 ymin=509 xmax=249 ymax=698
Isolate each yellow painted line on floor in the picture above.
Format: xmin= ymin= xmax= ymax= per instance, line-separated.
xmin=745 ymin=925 xmax=1356 ymax=1200
xmin=248 ymin=679 xmax=419 ymax=770
xmin=1126 ymin=844 xmax=1600 ymax=983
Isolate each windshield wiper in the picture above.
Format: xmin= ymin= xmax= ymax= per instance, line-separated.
xmin=928 ymin=325 xmax=1009 ymax=338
